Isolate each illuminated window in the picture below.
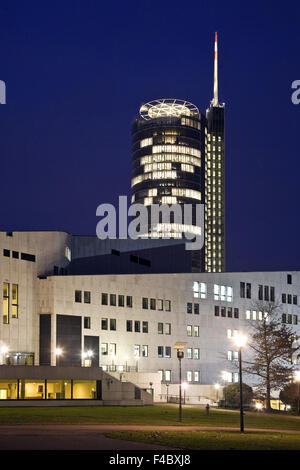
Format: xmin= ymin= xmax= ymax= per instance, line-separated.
xmin=187 ymin=325 xmax=192 ymax=336
xmin=187 ymin=371 xmax=193 ymax=382
xmin=181 ymin=164 xmax=194 ymax=173
xmin=140 ymin=137 xmax=153 ymax=148
xmin=12 ymin=284 xmax=18 ymax=319
xmin=3 ymin=283 xmax=9 ymax=324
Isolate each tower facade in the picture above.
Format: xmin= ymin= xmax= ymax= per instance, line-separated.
xmin=131 ymin=99 xmax=206 ymax=271
xmin=205 ymin=32 xmax=226 ymax=272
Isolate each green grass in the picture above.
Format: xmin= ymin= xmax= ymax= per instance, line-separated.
xmin=106 ymin=430 xmax=300 ymax=450
xmin=0 ymin=405 xmax=299 ymax=429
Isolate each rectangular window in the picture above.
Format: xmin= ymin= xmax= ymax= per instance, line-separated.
xmin=157 ymin=299 xmax=163 ymax=310
xmin=187 ymin=325 xmax=192 ymax=336
xmin=12 ymin=251 xmax=19 ymax=259
xmin=101 ymin=318 xmax=108 ymax=330
xmin=165 ymin=323 xmax=171 ymax=335
xmin=234 ymin=308 xmax=239 ymax=319
xmin=158 ymin=370 xmax=163 ymax=381
xmin=3 ymin=283 xmax=9 ymax=324
xmin=187 ymin=302 xmax=192 ymax=314
xmin=165 ymin=346 xmax=171 ymax=358
xmin=75 ymin=290 xmax=82 ymax=303
xmin=158 ymin=346 xmax=163 ymax=358
xmin=287 ymin=274 xmax=292 ymax=284
xmin=12 ymin=284 xmax=18 ymax=319
xmin=84 ymin=291 xmax=91 ymax=304
xmin=165 ymin=300 xmax=171 ymax=311
xmin=234 ymin=373 xmax=239 ymax=383
xmin=158 ymin=322 xmax=164 ymax=334
xmin=282 ymin=293 xmax=286 ymax=303
xmin=270 ymin=287 xmax=275 ymax=302
xmin=214 ymin=306 xmax=220 ymax=317
xmin=227 ymin=329 xmax=232 ymax=338
xmin=288 ymin=294 xmax=292 ymax=304
xmin=246 ymin=310 xmax=251 ymax=320
xmin=21 ymin=252 xmax=35 ymax=262
xmin=110 ymin=319 xmax=116 ymax=331
xmin=150 ymin=298 xmax=156 ymax=310
xmin=194 ymin=348 xmax=199 ymax=359
xmin=101 ymin=343 xmax=108 ymax=355
xmin=240 ymin=282 xmax=245 ymax=298
xmin=227 ymin=307 xmax=232 ymax=318
xmin=3 ymin=249 xmax=10 ymax=257
xmin=221 ymin=307 xmax=226 ymax=317
xmin=264 ymin=286 xmax=269 ymax=301
xmin=233 ymin=351 xmax=239 ymax=361
xmin=134 ymin=345 xmax=140 ymax=357
xmin=288 ymin=314 xmax=292 ymax=324
xmin=194 ymin=371 xmax=200 ymax=382
xmin=109 ymin=343 xmax=116 ymax=355
xmin=142 ymin=321 xmax=148 ymax=333
xmin=142 ymin=345 xmax=148 ymax=357
xmin=126 ymin=320 xmax=133 ymax=332
xmin=110 ymin=294 xmax=116 ymax=306
xmin=165 ymin=370 xmax=171 ymax=382
xmin=193 ymin=326 xmax=199 ymax=337
xmin=193 ymin=281 xmax=207 ymax=299
xmin=187 ymin=371 xmax=193 ymax=382
xmin=228 ymin=350 xmax=232 ymax=361
xmin=84 ymin=317 xmax=91 ymax=329
xmin=102 ymin=293 xmax=108 ymax=305
xmin=246 ymin=283 xmax=251 ymax=299
xmin=142 ymin=298 xmax=148 ymax=309
xmin=134 ymin=321 xmax=140 ymax=333
xmin=293 ymin=295 xmax=297 ymax=305
xmin=118 ymin=295 xmax=124 ymax=307
xmin=187 ymin=348 xmax=192 ymax=359
xmin=194 ymin=303 xmax=199 ymax=315
xmin=293 ymin=315 xmax=298 ymax=325
xmin=126 ymin=296 xmax=132 ymax=308
xmin=258 ymin=285 xmax=263 ymax=300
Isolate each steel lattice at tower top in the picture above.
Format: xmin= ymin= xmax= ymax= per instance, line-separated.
xmin=130 ymin=34 xmax=225 ymax=273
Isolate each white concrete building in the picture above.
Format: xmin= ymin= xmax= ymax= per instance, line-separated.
xmin=0 ymin=230 xmax=299 ymax=404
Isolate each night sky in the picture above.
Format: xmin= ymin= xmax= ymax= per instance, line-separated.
xmin=1 ymin=0 xmax=300 ymax=272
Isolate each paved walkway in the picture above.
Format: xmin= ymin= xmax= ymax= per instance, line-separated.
xmin=0 ymin=424 xmax=299 ymax=450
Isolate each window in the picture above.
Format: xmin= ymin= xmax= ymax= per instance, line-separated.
xmin=84 ymin=291 xmax=91 ymax=304
xmin=227 ymin=307 xmax=232 ymax=318
xmin=3 ymin=249 xmax=10 ymax=257
xmin=193 ymin=281 xmax=207 ymax=299
xmin=158 ymin=346 xmax=163 ymax=358
xmin=142 ymin=298 xmax=148 ymax=309
xmin=246 ymin=283 xmax=251 ymax=299
xmin=12 ymin=251 xmax=19 ymax=259
xmin=293 ymin=315 xmax=298 ymax=325
xmin=109 ymin=343 xmax=116 ymax=355
xmin=246 ymin=310 xmax=251 ymax=320
xmin=187 ymin=303 xmax=192 ymax=314
xmin=282 ymin=314 xmax=286 ymax=324
xmin=134 ymin=345 xmax=140 ymax=357
xmin=165 ymin=370 xmax=171 ymax=382
xmin=228 ymin=350 xmax=232 ymax=361
xmin=258 ymin=285 xmax=263 ymax=300
xmin=110 ymin=294 xmax=116 ymax=306
xmin=126 ymin=320 xmax=132 ymax=331
xmin=194 ymin=303 xmax=199 ymax=315
xmin=234 ymin=373 xmax=239 ymax=383
xmin=234 ymin=308 xmax=239 ymax=319
xmin=165 ymin=323 xmax=171 ymax=335
xmin=118 ymin=295 xmax=124 ymax=307
xmin=110 ymin=319 xmax=116 ymax=331
xmin=227 ymin=329 xmax=232 ymax=338
xmin=233 ymin=351 xmax=239 ymax=361
xmin=134 ymin=321 xmax=140 ymax=333
xmin=150 ymin=298 xmax=156 ymax=310
xmin=158 ymin=322 xmax=164 ymax=334
xmin=102 ymin=293 xmax=108 ymax=305
xmin=287 ymin=274 xmax=292 ymax=284
xmin=214 ymin=284 xmax=232 ymax=302
xmin=142 ymin=321 xmax=148 ymax=333
xmin=157 ymin=299 xmax=163 ymax=310
xmin=293 ymin=296 xmax=298 ymax=305
xmin=12 ymin=284 xmax=18 ymax=319
xmin=101 ymin=318 xmax=108 ymax=330
xmin=288 ymin=314 xmax=292 ymax=324
xmin=264 ymin=286 xmax=269 ymax=301
xmin=194 ymin=326 xmax=199 ymax=337
xmin=101 ymin=343 xmax=108 ymax=355
xmin=142 ymin=345 xmax=148 ymax=357
xmin=288 ymin=294 xmax=292 ymax=304
xmin=84 ymin=317 xmax=91 ymax=329
xmin=3 ymin=283 xmax=9 ymax=324
xmin=194 ymin=371 xmax=200 ymax=382
xmin=214 ymin=306 xmax=220 ymax=317
xmin=240 ymin=282 xmax=245 ymax=298
xmin=165 ymin=347 xmax=171 ymax=358
xmin=270 ymin=287 xmax=275 ymax=302
xmin=187 ymin=371 xmax=193 ymax=382
xmin=282 ymin=293 xmax=286 ymax=303
xmin=158 ymin=370 xmax=163 ymax=381
xmin=194 ymin=348 xmax=199 ymax=359
xmin=75 ymin=290 xmax=82 ymax=303
xmin=221 ymin=307 xmax=226 ymax=317
xmin=187 ymin=325 xmax=192 ymax=336
xmin=187 ymin=348 xmax=192 ymax=359
xmin=165 ymin=300 xmax=171 ymax=312
xmin=126 ymin=296 xmax=132 ymax=308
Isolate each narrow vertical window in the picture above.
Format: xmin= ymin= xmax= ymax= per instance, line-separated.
xmin=12 ymin=284 xmax=18 ymax=319
xmin=3 ymin=283 xmax=9 ymax=324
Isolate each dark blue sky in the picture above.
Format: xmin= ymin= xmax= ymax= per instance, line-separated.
xmin=1 ymin=0 xmax=300 ymax=272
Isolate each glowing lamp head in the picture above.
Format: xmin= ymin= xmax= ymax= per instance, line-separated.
xmin=214 ymin=383 xmax=220 ymax=390
xmin=1 ymin=346 xmax=8 ymax=354
xmin=182 ymin=382 xmax=188 ymax=390
xmin=55 ymin=348 xmax=63 ymax=356
xmin=294 ymin=371 xmax=300 ymax=382
xmin=256 ymin=402 xmax=263 ymax=410
xmin=235 ymin=334 xmax=247 ymax=348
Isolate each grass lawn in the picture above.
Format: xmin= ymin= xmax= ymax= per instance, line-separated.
xmin=0 ymin=405 xmax=299 ymax=430
xmin=106 ymin=430 xmax=300 ymax=450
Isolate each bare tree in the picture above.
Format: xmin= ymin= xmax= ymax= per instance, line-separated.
xmin=241 ymin=301 xmax=299 ymax=411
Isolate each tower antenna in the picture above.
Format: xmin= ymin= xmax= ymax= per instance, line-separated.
xmin=213 ymin=31 xmax=218 ymax=106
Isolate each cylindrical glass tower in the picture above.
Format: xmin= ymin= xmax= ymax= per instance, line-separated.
xmin=131 ymin=99 xmax=206 ymax=270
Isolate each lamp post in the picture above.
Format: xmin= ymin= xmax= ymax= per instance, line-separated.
xmin=166 ymin=383 xmax=169 ymax=403
xmin=174 ymin=342 xmax=187 ymax=422
xmin=182 ymin=382 xmax=188 ymax=404
xmin=234 ymin=335 xmax=247 ymax=433
xmin=295 ymin=371 xmax=300 ymax=415
xmin=221 ymin=371 xmax=228 ymax=408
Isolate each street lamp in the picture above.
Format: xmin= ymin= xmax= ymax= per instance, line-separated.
xmin=234 ymin=334 xmax=247 ymax=433
xmin=294 ymin=370 xmax=300 ymax=415
xmin=174 ymin=342 xmax=187 ymax=422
